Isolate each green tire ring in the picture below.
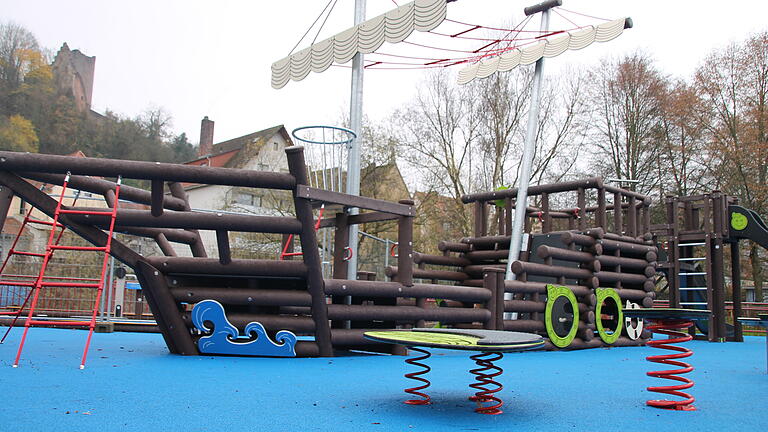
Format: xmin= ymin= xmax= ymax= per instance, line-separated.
xmin=595 ymin=288 xmax=623 ymax=344
xmin=545 ymin=284 xmax=579 ymax=348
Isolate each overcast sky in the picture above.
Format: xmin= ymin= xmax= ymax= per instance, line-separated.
xmin=5 ymin=0 xmax=768 ymax=145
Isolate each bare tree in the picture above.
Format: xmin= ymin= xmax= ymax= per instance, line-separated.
xmin=393 ymin=69 xmax=481 ymax=235
xmin=531 ymin=68 xmax=591 ymax=186
xmin=655 ymin=80 xmax=710 ymax=197
xmin=588 ymin=52 xmax=666 ymax=195
xmin=394 ymin=64 xmax=590 ymax=238
xmin=138 ymin=107 xmax=173 ymax=142
xmin=695 ymin=32 xmax=768 ymax=299
xmin=0 ymin=21 xmax=40 ymax=91
xmin=471 ymin=69 xmax=530 ymax=192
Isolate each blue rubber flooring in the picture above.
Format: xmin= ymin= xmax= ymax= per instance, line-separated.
xmin=0 ymin=327 xmax=765 ymax=431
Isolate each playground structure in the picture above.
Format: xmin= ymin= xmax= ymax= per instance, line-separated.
xmin=0 ymin=148 xmax=499 ymax=358
xmin=653 ymin=193 xmax=768 ymax=342
xmin=0 ymin=147 xmax=766 ymax=359
xmin=391 ymin=179 xmax=656 ymax=349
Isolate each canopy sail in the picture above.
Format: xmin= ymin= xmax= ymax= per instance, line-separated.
xmin=457 ymin=17 xmax=630 ymax=85
xmin=271 ymin=0 xmax=448 ymax=89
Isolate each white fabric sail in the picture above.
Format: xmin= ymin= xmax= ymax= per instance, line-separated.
xmin=457 ymin=18 xmax=628 ymax=85
xmin=272 ymin=0 xmax=447 ymax=89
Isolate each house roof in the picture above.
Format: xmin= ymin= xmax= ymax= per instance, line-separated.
xmin=185 ymin=125 xmax=291 ymax=169
xmin=360 ymin=162 xmax=410 ymax=200
xmin=306 ymin=162 xmax=410 ymax=200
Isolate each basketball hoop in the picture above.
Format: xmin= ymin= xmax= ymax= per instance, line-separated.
xmin=291 ymin=126 xmax=357 ymax=193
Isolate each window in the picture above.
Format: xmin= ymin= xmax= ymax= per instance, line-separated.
xmin=257 ymin=163 xmax=269 ymax=171
xmin=273 ymin=142 xmax=279 ymax=151
xmin=18 ymin=199 xmax=25 ymax=215
xmin=234 ymin=193 xmax=262 ymax=207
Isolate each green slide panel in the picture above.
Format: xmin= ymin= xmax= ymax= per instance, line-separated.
xmin=545 ymin=284 xmax=579 ymax=348
xmin=729 ymin=205 xmax=768 ymax=250
xmin=596 ymin=288 xmax=623 ymax=344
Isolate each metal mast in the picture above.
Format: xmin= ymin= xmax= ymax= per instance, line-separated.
xmin=346 ymin=0 xmax=366 ymax=278
xmin=504 ymin=0 xmax=561 ymax=317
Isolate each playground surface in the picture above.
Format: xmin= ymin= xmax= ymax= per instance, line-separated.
xmin=0 ymin=328 xmax=765 ymax=431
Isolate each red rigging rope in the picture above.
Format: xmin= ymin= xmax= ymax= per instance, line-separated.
xmin=445 ymin=17 xmax=546 ymax=33
xmin=356 ymin=62 xmax=467 ymax=70
xmin=328 ymin=37 xmax=537 ymax=70
xmin=428 ymin=31 xmax=547 ymax=42
xmin=492 ymin=14 xmax=534 ymax=54
xmin=553 ymin=8 xmax=579 ymax=29
xmin=319 ymin=5 xmax=615 ymax=72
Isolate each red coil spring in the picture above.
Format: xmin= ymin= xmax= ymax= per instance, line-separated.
xmin=645 ymin=319 xmax=696 ymax=411
xmin=468 ymin=352 xmax=504 ymax=415
xmin=403 ymin=347 xmax=431 ymax=405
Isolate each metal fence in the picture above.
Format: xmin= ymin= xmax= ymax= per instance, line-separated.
xmin=653 ymin=299 xmax=768 ymax=335
xmin=0 ymin=227 xmax=400 ymax=327
xmin=0 ymin=232 xmax=160 ymax=324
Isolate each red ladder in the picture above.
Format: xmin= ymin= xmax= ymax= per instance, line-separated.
xmin=0 ymin=187 xmax=80 ymax=343
xmin=12 ymin=173 xmax=122 ymax=369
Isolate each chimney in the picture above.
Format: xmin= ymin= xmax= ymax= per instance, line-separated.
xmin=199 ymin=116 xmax=214 ymax=157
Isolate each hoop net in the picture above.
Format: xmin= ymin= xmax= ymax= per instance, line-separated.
xmin=292 ymin=126 xmax=356 ymax=193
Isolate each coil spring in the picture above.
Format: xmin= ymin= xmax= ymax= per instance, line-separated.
xmin=645 ymin=319 xmax=696 ymax=411
xmin=468 ymin=352 xmax=504 ymax=415
xmin=403 ymin=347 xmax=431 ymax=405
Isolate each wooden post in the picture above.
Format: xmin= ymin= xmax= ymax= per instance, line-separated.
xmin=215 ymin=230 xmax=231 ymax=265
xmin=627 ymin=196 xmax=637 ymax=237
xmin=577 ymin=187 xmax=587 ymax=231
xmin=483 ymin=268 xmax=506 ymax=330
xmin=684 ymin=200 xmax=694 ymax=231
xmin=642 ymin=202 xmax=650 ymax=235
xmin=597 ymin=187 xmax=607 ymax=229
xmin=497 ymin=205 xmax=505 ymax=236
xmin=711 ymin=192 xmax=727 ymax=341
xmin=541 ymin=193 xmax=551 ymax=233
xmin=397 ymin=199 xmax=414 ymax=287
xmin=167 ymin=182 xmax=207 ymax=258
xmin=134 ymin=261 xmax=198 ymax=355
xmin=150 ymin=179 xmax=164 ymax=217
xmin=286 ymin=146 xmax=333 ymax=357
xmin=667 ymin=196 xmax=680 ymax=308
xmin=731 ymin=241 xmax=744 ymax=341
xmin=505 ymin=197 xmax=513 ymax=235
xmin=332 ymin=212 xmax=349 ymax=279
xmin=474 ymin=201 xmax=486 ymax=237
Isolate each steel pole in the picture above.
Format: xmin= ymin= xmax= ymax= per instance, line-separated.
xmin=105 ymin=254 xmax=115 ymax=321
xmin=504 ymin=7 xmax=552 ymax=319
xmin=346 ymin=0 xmax=366 ymax=279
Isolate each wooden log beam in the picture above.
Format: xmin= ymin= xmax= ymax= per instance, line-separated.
xmin=0 ymin=151 xmax=296 ymax=189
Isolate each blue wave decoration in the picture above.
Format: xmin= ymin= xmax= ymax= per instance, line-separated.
xmin=191 ymin=299 xmax=297 ymax=357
